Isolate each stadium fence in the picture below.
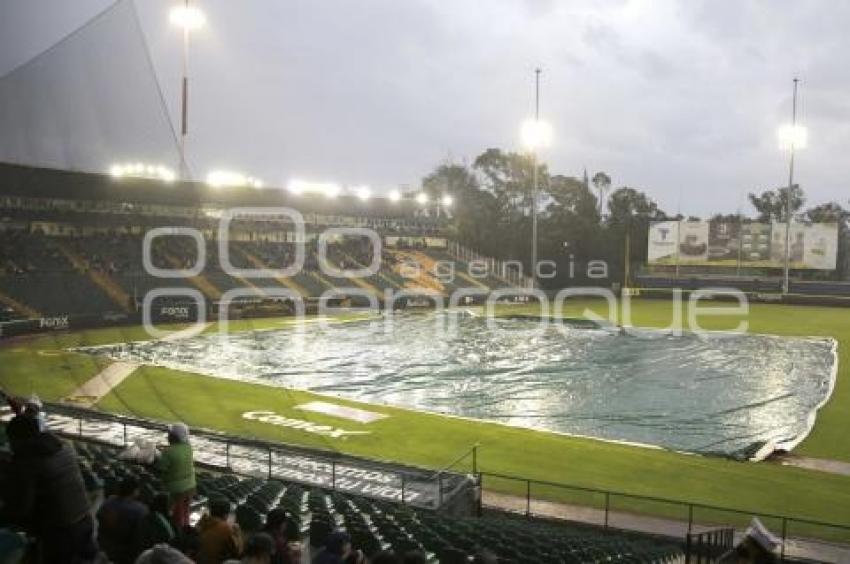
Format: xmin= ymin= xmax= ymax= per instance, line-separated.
xmin=476 ymin=471 xmax=850 ymax=561
xmin=11 ymin=403 xmax=850 ymax=560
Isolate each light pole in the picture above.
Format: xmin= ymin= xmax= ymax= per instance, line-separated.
xmin=520 ymin=68 xmax=552 ymax=288
xmin=532 ymin=69 xmax=540 ymax=289
xmin=169 ymin=0 xmax=205 ymax=180
xmin=778 ymin=78 xmax=807 ymax=294
xmin=624 ymin=223 xmax=630 ymax=288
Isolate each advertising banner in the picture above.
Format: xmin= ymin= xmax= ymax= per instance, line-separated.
xmin=648 ymin=221 xmax=838 ymax=270
xmin=647 ymin=221 xmax=679 ymax=264
xmin=678 ymin=222 xmax=709 ymax=263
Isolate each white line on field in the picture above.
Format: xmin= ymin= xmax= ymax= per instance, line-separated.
xmin=65 ymin=322 xmax=212 ymax=406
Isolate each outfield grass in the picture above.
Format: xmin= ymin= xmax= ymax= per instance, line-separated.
xmin=2 ymin=300 xmax=850 ymax=532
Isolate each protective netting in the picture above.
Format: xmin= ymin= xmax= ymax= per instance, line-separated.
xmin=0 ymin=0 xmax=181 ymax=175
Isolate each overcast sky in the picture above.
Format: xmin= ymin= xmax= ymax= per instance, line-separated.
xmin=1 ymin=0 xmax=848 ymax=216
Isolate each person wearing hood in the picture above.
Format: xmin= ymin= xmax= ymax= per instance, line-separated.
xmin=3 ymin=414 xmax=98 ymax=564
xmin=155 ymin=422 xmax=196 ymax=528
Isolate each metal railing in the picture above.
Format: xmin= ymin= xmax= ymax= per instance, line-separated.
xmin=476 ymin=471 xmax=850 ymax=562
xmin=685 ymin=528 xmax=735 ymax=563
xmin=18 ymin=402 xmax=472 ymax=511
xmin=447 ymin=241 xmax=534 ymax=288
xmin=12 ymin=403 xmax=850 ymax=560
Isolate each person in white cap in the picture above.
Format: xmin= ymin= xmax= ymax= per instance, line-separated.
xmin=156 ymin=422 xmax=196 ymax=529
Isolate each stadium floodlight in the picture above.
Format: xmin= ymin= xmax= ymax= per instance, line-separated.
xmin=520 ymin=118 xmax=553 ymax=151
xmin=780 ymin=78 xmax=804 ymax=296
xmin=356 ymin=186 xmax=371 ymax=201
xmin=109 ymin=162 xmax=176 ymax=183
xmin=441 ymin=195 xmax=454 ymax=207
xmin=287 ymin=179 xmax=305 ymax=195
xmin=169 ymin=4 xmax=206 ymax=31
xmin=206 ymin=170 xmax=263 ymax=189
xmin=287 ymin=179 xmax=341 ymax=197
xmin=522 ymin=68 xmax=549 ymax=289
xmin=388 ymin=190 xmax=401 ymax=202
xmin=170 ymin=1 xmax=206 ymax=181
xmin=323 ymin=184 xmax=340 ymax=198
xmin=415 ymin=193 xmax=429 ymax=205
xmin=778 ymin=124 xmax=808 ymax=151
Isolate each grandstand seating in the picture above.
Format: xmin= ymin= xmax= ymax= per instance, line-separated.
xmin=67 ymin=438 xmax=683 ymax=564
xmin=0 ymin=230 xmax=512 ymax=318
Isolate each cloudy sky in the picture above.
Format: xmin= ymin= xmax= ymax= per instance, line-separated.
xmin=1 ymin=0 xmax=848 ymax=216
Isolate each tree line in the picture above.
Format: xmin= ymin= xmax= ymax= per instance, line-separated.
xmin=421 ymin=148 xmax=850 ymax=286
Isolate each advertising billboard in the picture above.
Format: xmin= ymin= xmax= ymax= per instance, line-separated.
xmin=648 ymin=221 xmax=838 ymax=270
xmin=647 ymin=221 xmax=679 ymax=264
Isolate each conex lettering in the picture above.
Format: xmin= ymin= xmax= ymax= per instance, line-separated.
xmin=242 ymin=411 xmax=370 ymax=439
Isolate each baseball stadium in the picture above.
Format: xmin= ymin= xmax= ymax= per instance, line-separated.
xmin=1 ymin=2 xmax=850 ymax=564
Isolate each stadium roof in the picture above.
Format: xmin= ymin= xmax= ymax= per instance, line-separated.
xmin=0 ymin=162 xmax=421 ymax=218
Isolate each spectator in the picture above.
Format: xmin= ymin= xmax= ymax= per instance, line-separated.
xmin=0 ymin=389 xmax=44 ymax=430
xmin=225 ymin=532 xmax=275 ymax=564
xmin=156 ymin=422 xmax=195 ymax=528
xmin=263 ymin=508 xmax=300 ymax=564
xmin=196 ymin=497 xmax=243 ymax=564
xmin=97 ymin=476 xmax=149 ymax=564
xmin=3 ymin=414 xmax=98 ymax=564
xmin=134 ymin=543 xmax=194 ymax=564
xmin=134 ymin=493 xmax=177 ymax=556
xmin=312 ymin=530 xmax=364 ymax=564
xmin=402 ymin=551 xmax=427 ymax=564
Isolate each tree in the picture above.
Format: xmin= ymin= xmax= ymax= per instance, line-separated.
xmin=472 ymin=148 xmax=547 ymax=218
xmin=605 ymin=187 xmax=668 ymax=285
xmin=591 ymin=172 xmax=611 ymax=216
xmin=422 ymin=163 xmax=501 ymax=256
xmin=711 ymin=213 xmax=747 ymax=223
xmin=542 ymin=175 xmax=601 ymax=267
xmin=606 ymin=187 xmax=666 ymax=226
xmin=804 ymin=202 xmax=849 ymax=225
xmin=748 ymin=185 xmax=805 ymax=222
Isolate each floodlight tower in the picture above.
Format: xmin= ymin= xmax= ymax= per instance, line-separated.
xmin=778 ymin=78 xmax=807 ymax=295
xmin=169 ymin=0 xmax=205 ymax=180
xmin=520 ymin=69 xmax=552 ymax=288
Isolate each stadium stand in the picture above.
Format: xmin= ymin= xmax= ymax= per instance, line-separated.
xmin=0 ymin=163 xmax=519 ymax=324
xmin=0 ymin=419 xmax=685 ymax=563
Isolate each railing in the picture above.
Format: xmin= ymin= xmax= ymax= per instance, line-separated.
xmin=15 ymin=402 xmax=472 ymax=511
xmin=427 ymin=443 xmax=480 ymax=508
xmin=476 ymin=472 xmax=850 ymax=562
xmin=13 ymin=403 xmax=850 ymax=560
xmin=447 ymin=241 xmax=534 ymax=288
xmin=685 ymin=528 xmax=735 ymax=563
